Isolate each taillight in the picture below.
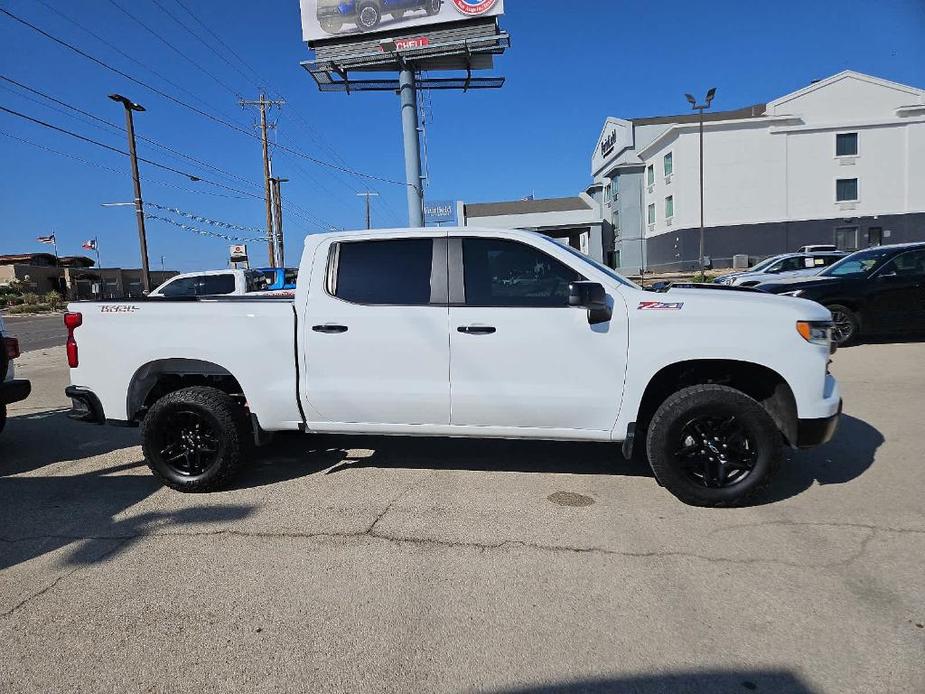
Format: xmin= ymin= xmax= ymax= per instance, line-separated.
xmin=3 ymin=337 xmax=19 ymax=360
xmin=64 ymin=312 xmax=82 ymax=368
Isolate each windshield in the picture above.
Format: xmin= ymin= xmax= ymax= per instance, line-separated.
xmin=822 ymin=247 xmax=895 ymax=278
xmin=749 ymin=254 xmax=788 ymax=272
xmin=546 ymin=237 xmax=640 ymax=289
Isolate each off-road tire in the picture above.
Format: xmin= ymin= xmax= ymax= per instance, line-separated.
xmin=356 ymin=2 xmax=382 ymax=31
xmin=320 ymin=17 xmax=344 ymax=33
xmin=645 ymin=384 xmax=782 ymax=507
xmin=826 ymin=303 xmax=859 ymax=346
xmin=142 ymin=386 xmax=250 ymax=492
xmin=425 ymin=0 xmax=441 ymax=15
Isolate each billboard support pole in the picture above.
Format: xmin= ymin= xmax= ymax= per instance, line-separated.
xmin=399 ymin=66 xmax=424 ymax=228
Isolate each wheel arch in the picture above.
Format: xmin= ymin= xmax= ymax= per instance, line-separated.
xmin=635 ymin=359 xmax=799 ymax=447
xmin=126 ymin=359 xmax=246 ymax=422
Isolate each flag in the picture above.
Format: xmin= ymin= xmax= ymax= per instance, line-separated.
xmin=82 ymin=239 xmax=97 ymax=251
xmin=37 ymin=234 xmax=56 ymax=244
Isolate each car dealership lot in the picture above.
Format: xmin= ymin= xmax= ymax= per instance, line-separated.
xmin=1 ymin=343 xmax=923 ymax=693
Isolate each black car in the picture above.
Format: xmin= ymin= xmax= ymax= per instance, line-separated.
xmin=1 ymin=320 xmax=31 ymax=434
xmin=757 ymin=242 xmax=925 ymax=345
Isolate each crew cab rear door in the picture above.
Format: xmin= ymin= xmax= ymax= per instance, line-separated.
xmin=447 ymin=235 xmax=628 ymax=433
xmin=301 ymin=232 xmax=450 ymax=426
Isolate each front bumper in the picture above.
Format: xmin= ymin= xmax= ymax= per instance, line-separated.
xmin=0 ymin=379 xmax=31 ymax=406
xmin=796 ymin=399 xmax=842 ymax=448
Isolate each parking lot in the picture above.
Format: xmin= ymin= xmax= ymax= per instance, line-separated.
xmin=1 ymin=326 xmax=923 ymax=693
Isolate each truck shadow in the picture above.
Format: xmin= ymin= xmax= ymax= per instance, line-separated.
xmin=0 ymin=408 xmax=140 ymax=476
xmin=758 ymin=414 xmax=883 ymax=504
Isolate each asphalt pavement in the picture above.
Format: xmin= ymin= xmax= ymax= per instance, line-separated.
xmin=1 ymin=340 xmax=923 ymax=693
xmin=3 ymin=313 xmax=67 ymax=351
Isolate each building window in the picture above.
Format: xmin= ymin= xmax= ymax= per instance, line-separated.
xmin=835 ymin=227 xmax=858 ymax=251
xmin=647 ymin=203 xmax=656 ymax=225
xmin=836 ymin=132 xmax=858 ymax=157
xmin=646 ymin=165 xmax=654 ymax=186
xmin=663 ymin=152 xmax=673 ymax=176
xmin=604 ymin=184 xmax=611 ymax=203
xmin=664 ymin=195 xmax=674 ymax=219
xmin=610 ymin=176 xmax=619 ymax=201
xmin=836 ymin=178 xmax=859 ymax=202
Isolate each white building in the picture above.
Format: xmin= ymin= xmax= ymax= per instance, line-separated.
xmin=460 ymin=71 xmax=925 ymax=273
xmin=596 ymin=70 xmax=925 ymax=271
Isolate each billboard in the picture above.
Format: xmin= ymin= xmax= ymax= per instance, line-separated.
xmin=301 ymin=0 xmax=504 ymax=45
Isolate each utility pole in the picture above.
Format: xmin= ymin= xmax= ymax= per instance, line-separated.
xmin=356 ymin=191 xmax=380 ymax=230
xmin=109 ymin=93 xmax=151 ymax=292
xmin=270 ymin=176 xmax=289 ymax=266
xmin=240 ymin=93 xmax=284 ymax=267
xmin=398 ymin=67 xmax=424 ymax=227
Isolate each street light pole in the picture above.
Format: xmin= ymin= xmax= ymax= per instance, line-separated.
xmin=109 ymin=93 xmax=151 ymax=293
xmin=356 ymin=191 xmax=380 ymax=230
xmin=685 ymin=87 xmax=716 ymax=277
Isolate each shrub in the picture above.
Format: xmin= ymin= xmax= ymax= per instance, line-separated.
xmin=43 ymin=291 xmax=63 ymax=309
xmin=5 ymin=303 xmax=54 ymax=314
xmin=20 ymin=292 xmax=41 ymax=305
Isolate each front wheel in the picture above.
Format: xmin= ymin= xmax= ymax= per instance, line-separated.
xmin=645 ymin=384 xmax=782 ymax=507
xmin=356 ymin=2 xmax=382 ymax=30
xmin=142 ymin=386 xmax=249 ymax=492
xmin=424 ymin=0 xmax=442 ymax=15
xmin=826 ymin=303 xmax=859 ymax=346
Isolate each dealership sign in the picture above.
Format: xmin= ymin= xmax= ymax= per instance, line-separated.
xmin=424 ymin=200 xmax=457 ymax=225
xmin=301 ymin=0 xmax=505 ymax=44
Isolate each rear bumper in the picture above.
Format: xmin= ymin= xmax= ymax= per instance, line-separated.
xmin=796 ymin=399 xmax=842 ymax=448
xmin=0 ymin=379 xmax=31 ymax=406
xmin=64 ymin=386 xmax=105 ymax=425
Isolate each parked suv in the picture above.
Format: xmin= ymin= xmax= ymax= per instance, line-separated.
xmin=714 ymin=251 xmax=846 ymax=287
xmin=317 ymin=0 xmax=442 ymax=34
xmin=0 ymin=315 xmax=31 ymax=435
xmin=757 ymin=242 xmax=925 ymax=345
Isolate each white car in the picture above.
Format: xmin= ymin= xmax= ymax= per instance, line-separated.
xmin=150 ymin=268 xmax=297 ymax=298
xmin=63 ymin=227 xmax=841 ymax=507
xmin=714 ymin=251 xmax=846 ymax=287
xmin=0 ymin=314 xmax=31 ymax=434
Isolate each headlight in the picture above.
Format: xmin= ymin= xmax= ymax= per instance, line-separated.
xmin=781 ymin=289 xmax=804 ymax=297
xmin=796 ymin=320 xmax=833 ymax=347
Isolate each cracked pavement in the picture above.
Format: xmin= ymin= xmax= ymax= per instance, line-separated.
xmin=1 ymin=342 xmax=924 ymax=693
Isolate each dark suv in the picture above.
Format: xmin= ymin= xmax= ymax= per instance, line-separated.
xmin=757 ymin=242 xmax=925 ymax=345
xmin=317 ymin=0 xmax=442 ymax=34
xmin=0 ymin=317 xmax=31 ymax=434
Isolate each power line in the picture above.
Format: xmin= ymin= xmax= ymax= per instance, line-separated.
xmin=104 ymin=0 xmax=244 ymax=99
xmin=0 ymin=6 xmax=410 ymax=187
xmin=30 ymin=0 xmax=245 ymax=124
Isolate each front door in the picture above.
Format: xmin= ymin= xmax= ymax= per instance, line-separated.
xmin=448 ymin=236 xmax=628 ymax=433
xmin=867 ymin=248 xmax=925 ymax=333
xmin=302 ymin=234 xmax=450 ymax=426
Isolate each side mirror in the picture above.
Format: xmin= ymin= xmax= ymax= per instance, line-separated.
xmin=569 ymin=281 xmax=612 ymax=325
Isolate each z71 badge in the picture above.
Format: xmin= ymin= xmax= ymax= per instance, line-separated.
xmin=638 ymin=301 xmax=684 ymax=311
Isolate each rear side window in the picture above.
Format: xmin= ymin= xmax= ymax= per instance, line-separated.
xmin=159 ymin=277 xmax=198 ymax=297
xmin=199 ymin=274 xmax=236 ymax=295
xmin=462 ymin=238 xmax=583 ymax=307
xmin=333 ymin=238 xmax=433 ymax=305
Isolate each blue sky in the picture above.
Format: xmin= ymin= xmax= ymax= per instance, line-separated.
xmin=1 ymin=0 xmax=923 ymax=271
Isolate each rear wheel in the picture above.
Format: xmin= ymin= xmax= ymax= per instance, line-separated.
xmin=320 ymin=16 xmax=344 ymax=33
xmin=390 ymin=10 xmax=406 ymax=19
xmin=645 ymin=385 xmax=782 ymax=507
xmin=826 ymin=304 xmax=858 ymax=346
xmin=142 ymin=386 xmax=249 ymax=492
xmin=424 ymin=0 xmax=441 ymax=15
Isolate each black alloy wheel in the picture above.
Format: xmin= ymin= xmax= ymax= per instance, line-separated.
xmin=675 ymin=415 xmax=757 ymax=488
xmin=357 ymin=4 xmax=381 ymax=30
xmin=155 ymin=409 xmax=221 ymax=477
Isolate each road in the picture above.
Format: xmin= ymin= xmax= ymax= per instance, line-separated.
xmin=3 ymin=313 xmax=66 ymax=351
xmin=1 ymin=341 xmax=923 ymax=693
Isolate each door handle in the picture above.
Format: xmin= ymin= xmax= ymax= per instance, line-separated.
xmin=457 ymin=325 xmax=496 ymax=335
xmin=312 ymin=324 xmax=348 ymax=334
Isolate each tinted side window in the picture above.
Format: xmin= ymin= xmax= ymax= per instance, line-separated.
xmin=881 ymin=249 xmax=925 ymax=277
xmin=160 ymin=277 xmax=198 ymax=297
xmin=462 ymin=238 xmax=583 ymax=307
xmin=334 ymin=238 xmax=433 ymax=305
xmin=199 ymin=274 xmax=236 ymax=295
xmin=778 ymin=257 xmax=805 ymax=272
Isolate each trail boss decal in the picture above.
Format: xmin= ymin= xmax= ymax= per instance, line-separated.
xmin=638 ymin=301 xmax=684 ymax=311
xmin=100 ymin=305 xmax=140 ymax=313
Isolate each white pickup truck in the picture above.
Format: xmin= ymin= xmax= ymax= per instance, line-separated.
xmin=64 ymin=228 xmax=841 ymax=506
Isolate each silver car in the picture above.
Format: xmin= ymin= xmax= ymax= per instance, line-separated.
xmin=714 ymin=251 xmax=846 ymax=287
